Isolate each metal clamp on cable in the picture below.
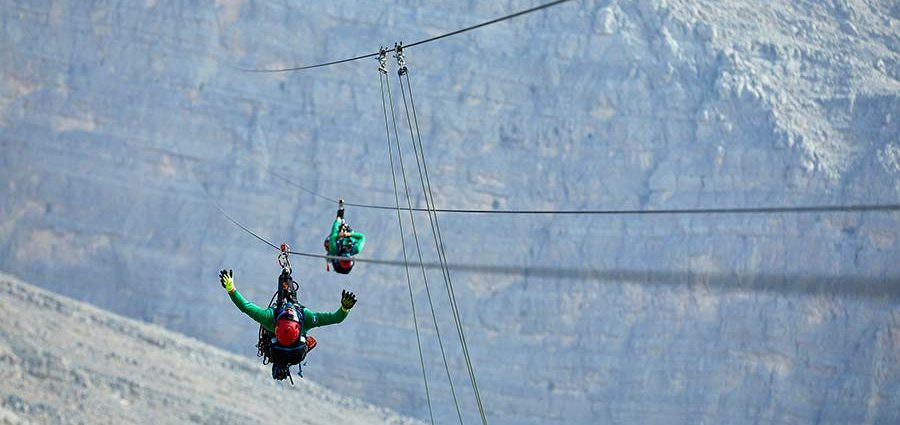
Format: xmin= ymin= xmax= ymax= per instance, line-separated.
xmin=394 ymin=42 xmax=408 ymax=76
xmin=377 ymin=46 xmax=388 ymax=74
xmin=278 ymin=243 xmax=291 ymax=274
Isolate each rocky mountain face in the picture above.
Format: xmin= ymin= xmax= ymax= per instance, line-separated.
xmin=0 ymin=272 xmax=421 ymax=425
xmin=1 ymin=0 xmax=899 ymax=424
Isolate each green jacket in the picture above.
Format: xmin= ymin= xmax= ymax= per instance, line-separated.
xmin=228 ymin=288 xmax=348 ymax=335
xmin=326 ymin=218 xmax=365 ymax=256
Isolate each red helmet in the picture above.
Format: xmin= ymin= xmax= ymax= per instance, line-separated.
xmin=333 ymin=259 xmax=354 ymax=274
xmin=275 ymin=319 xmax=300 ymax=346
xmin=274 ymin=304 xmax=302 ymax=346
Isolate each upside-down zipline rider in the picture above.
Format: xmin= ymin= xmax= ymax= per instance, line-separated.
xmin=324 ymin=199 xmax=366 ymax=274
xmin=219 ymin=244 xmax=357 ymax=384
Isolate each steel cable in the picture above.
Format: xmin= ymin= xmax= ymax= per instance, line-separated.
xmin=398 ymin=69 xmax=489 ymax=425
xmin=380 ymin=70 xmax=436 ymax=425
xmin=243 ymin=0 xmax=578 ymax=73
xmin=384 ymin=63 xmax=467 ymax=424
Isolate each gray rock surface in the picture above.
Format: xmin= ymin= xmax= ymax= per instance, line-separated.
xmin=0 ymin=272 xmax=421 ymax=425
xmin=1 ymin=0 xmax=899 ymax=424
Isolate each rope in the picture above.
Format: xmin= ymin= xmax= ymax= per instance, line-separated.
xmin=211 ymin=202 xmax=280 ymax=250
xmin=188 ymin=178 xmax=900 ymax=299
xmin=384 ymin=64 xmax=467 ymax=425
xmin=405 ymin=0 xmax=576 ymax=49
xmin=190 ymin=172 xmax=897 ymax=298
xmin=249 ymin=164 xmax=900 ymax=216
xmin=398 ymin=69 xmax=489 ymax=425
xmin=381 ymin=70 xmax=435 ymax=425
xmin=205 ymin=209 xmax=900 ymax=300
xmin=342 ymin=202 xmax=900 ymax=215
xmin=243 ymin=0 xmax=578 ymax=73
xmin=244 ymin=52 xmax=381 ymax=73
xmin=249 ymin=156 xmax=340 ymax=204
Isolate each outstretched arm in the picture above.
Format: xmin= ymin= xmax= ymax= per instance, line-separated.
xmin=348 ymin=231 xmax=366 ymax=255
xmin=303 ymin=306 xmax=349 ymax=331
xmin=220 ymin=270 xmax=275 ymax=332
xmin=303 ymin=290 xmax=356 ymax=331
xmin=229 ymin=289 xmax=275 ymax=332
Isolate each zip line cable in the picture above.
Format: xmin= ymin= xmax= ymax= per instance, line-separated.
xmin=199 ymin=202 xmax=900 ymax=300
xmin=242 ymin=0 xmax=578 ymax=73
xmin=177 ymin=157 xmax=899 ymax=298
xmin=404 ymin=0 xmax=577 ymax=49
xmin=246 ymin=164 xmax=900 ymax=216
xmin=383 ymin=59 xmax=467 ymax=424
xmin=174 ymin=144 xmax=899 ymax=296
xmin=399 ymin=69 xmax=488 ymax=425
xmin=203 ymin=208 xmax=900 ymax=299
xmin=249 ymin=157 xmax=339 ymax=204
xmin=396 ymin=55 xmax=489 ymax=425
xmin=342 ymin=203 xmax=900 ymax=215
xmin=212 ymin=201 xmax=280 ymax=251
xmin=380 ymin=64 xmax=435 ymax=425
xmin=168 ymin=144 xmax=282 ymax=252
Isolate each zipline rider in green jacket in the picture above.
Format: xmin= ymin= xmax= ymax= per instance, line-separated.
xmin=324 ymin=199 xmax=365 ymax=274
xmin=220 ymin=269 xmax=356 ymax=367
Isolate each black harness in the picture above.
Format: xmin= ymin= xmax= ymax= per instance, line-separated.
xmin=256 ymin=268 xmax=310 ymax=383
xmin=335 ymin=236 xmax=355 ymax=255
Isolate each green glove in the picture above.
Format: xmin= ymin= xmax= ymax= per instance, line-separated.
xmin=219 ymin=269 xmax=235 ymax=293
xmin=341 ymin=290 xmax=357 ymax=311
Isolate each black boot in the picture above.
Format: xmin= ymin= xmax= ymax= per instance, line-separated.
xmin=272 ymin=363 xmax=290 ymax=380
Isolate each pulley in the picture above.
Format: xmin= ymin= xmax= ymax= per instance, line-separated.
xmin=278 ymin=242 xmax=291 ymax=275
xmin=394 ymin=42 xmax=408 ymax=76
xmin=377 ymin=46 xmax=388 ymax=74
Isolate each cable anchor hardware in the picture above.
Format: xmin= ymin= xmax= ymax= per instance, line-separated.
xmin=278 ymin=242 xmax=292 ymax=274
xmin=377 ymin=46 xmax=388 ymax=74
xmin=394 ymin=42 xmax=408 ymax=76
